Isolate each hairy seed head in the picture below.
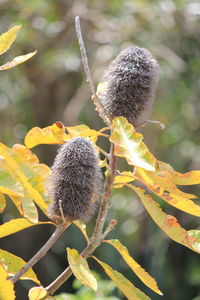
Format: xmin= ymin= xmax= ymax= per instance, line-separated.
xmin=100 ymin=46 xmax=159 ymax=127
xmin=48 ymin=137 xmax=101 ymax=223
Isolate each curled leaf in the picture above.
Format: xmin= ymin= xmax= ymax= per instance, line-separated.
xmin=0 ymin=51 xmax=37 ymax=71
xmin=110 ymin=117 xmax=156 ymax=171
xmin=24 ymin=122 xmax=68 ymax=149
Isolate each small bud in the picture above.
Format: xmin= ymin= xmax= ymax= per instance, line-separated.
xmin=48 ymin=137 xmax=101 ymax=223
xmin=100 ymin=46 xmax=159 ymax=127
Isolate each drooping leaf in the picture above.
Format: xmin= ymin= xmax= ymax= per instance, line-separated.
xmin=24 ymin=122 xmax=68 ymax=149
xmin=0 ymin=249 xmax=40 ymax=284
xmin=0 ymin=263 xmax=15 ymax=300
xmin=135 ymin=168 xmax=200 ymax=217
xmin=0 ymin=192 xmax=6 ymax=213
xmin=113 ymin=172 xmax=135 ymax=188
xmin=92 ymin=256 xmax=151 ymax=300
xmin=110 ymin=117 xmax=156 ymax=171
xmin=157 ymin=161 xmax=200 ymax=185
xmin=104 ymin=239 xmax=162 ymax=295
xmin=0 ymin=25 xmax=21 ymax=55
xmin=73 ymin=221 xmax=89 ymax=242
xmin=0 ymin=218 xmax=54 ymax=238
xmin=137 ymin=167 xmax=196 ymax=199
xmin=28 ymin=286 xmax=47 ymax=300
xmin=0 ymin=143 xmax=48 ymax=218
xmin=128 ymin=185 xmax=200 ymax=254
xmin=0 ymin=51 xmax=37 ymax=71
xmin=67 ymin=248 xmax=97 ymax=291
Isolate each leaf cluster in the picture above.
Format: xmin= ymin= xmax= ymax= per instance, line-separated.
xmin=0 ymin=25 xmax=200 ymax=300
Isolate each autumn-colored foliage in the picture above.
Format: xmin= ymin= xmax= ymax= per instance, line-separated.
xmin=0 ymin=25 xmax=199 ymax=300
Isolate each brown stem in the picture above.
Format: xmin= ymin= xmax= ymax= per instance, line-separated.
xmin=45 ymin=144 xmax=118 ymax=296
xmin=10 ymin=222 xmax=70 ymax=284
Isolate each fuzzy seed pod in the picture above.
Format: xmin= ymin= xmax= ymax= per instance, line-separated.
xmin=100 ymin=46 xmax=159 ymax=127
xmin=48 ymin=137 xmax=101 ymax=223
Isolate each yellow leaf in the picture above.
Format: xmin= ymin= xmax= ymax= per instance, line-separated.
xmin=28 ymin=286 xmax=47 ymax=300
xmin=0 ymin=51 xmax=37 ymax=71
xmin=0 ymin=158 xmax=24 ymax=197
xmin=67 ymin=124 xmax=98 ymax=140
xmin=67 ymin=248 xmax=97 ymax=291
xmin=0 ymin=263 xmax=15 ymax=300
xmin=110 ymin=117 xmax=156 ymax=171
xmin=104 ymin=239 xmax=162 ymax=295
xmin=157 ymin=161 xmax=200 ymax=185
xmin=0 ymin=218 xmax=54 ymax=238
xmin=24 ymin=122 xmax=68 ymax=149
xmin=113 ymin=172 xmax=135 ymax=188
xmin=0 ymin=25 xmax=21 ymax=55
xmin=135 ymin=168 xmax=200 ymax=217
xmin=0 ymin=192 xmax=6 ymax=213
xmin=0 ymin=143 xmax=48 ymax=218
xmin=0 ymin=249 xmax=40 ymax=284
xmin=92 ymin=256 xmax=151 ymax=300
xmin=128 ymin=185 xmax=200 ymax=254
xmin=12 ymin=144 xmax=51 ymax=194
xmin=73 ymin=221 xmax=89 ymax=242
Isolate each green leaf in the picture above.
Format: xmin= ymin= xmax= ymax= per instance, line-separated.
xmin=128 ymin=185 xmax=200 ymax=254
xmin=0 ymin=263 xmax=15 ymax=300
xmin=92 ymin=256 xmax=151 ymax=300
xmin=135 ymin=168 xmax=200 ymax=217
xmin=110 ymin=117 xmax=156 ymax=171
xmin=0 ymin=51 xmax=37 ymax=71
xmin=67 ymin=248 xmax=97 ymax=291
xmin=0 ymin=218 xmax=54 ymax=238
xmin=0 ymin=249 xmax=40 ymax=284
xmin=0 ymin=25 xmax=21 ymax=55
xmin=104 ymin=239 xmax=162 ymax=295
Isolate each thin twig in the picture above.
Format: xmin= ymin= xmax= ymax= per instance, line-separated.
xmin=75 ymin=16 xmax=96 ymax=95
xmin=45 ymin=143 xmax=118 ymax=296
xmin=45 ymin=219 xmax=117 ymax=296
xmin=139 ymin=120 xmax=165 ymax=130
xmin=75 ymin=16 xmax=107 ymax=122
xmin=10 ymin=222 xmax=70 ymax=284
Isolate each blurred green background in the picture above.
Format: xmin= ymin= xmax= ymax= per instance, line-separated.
xmin=0 ymin=0 xmax=200 ymax=299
